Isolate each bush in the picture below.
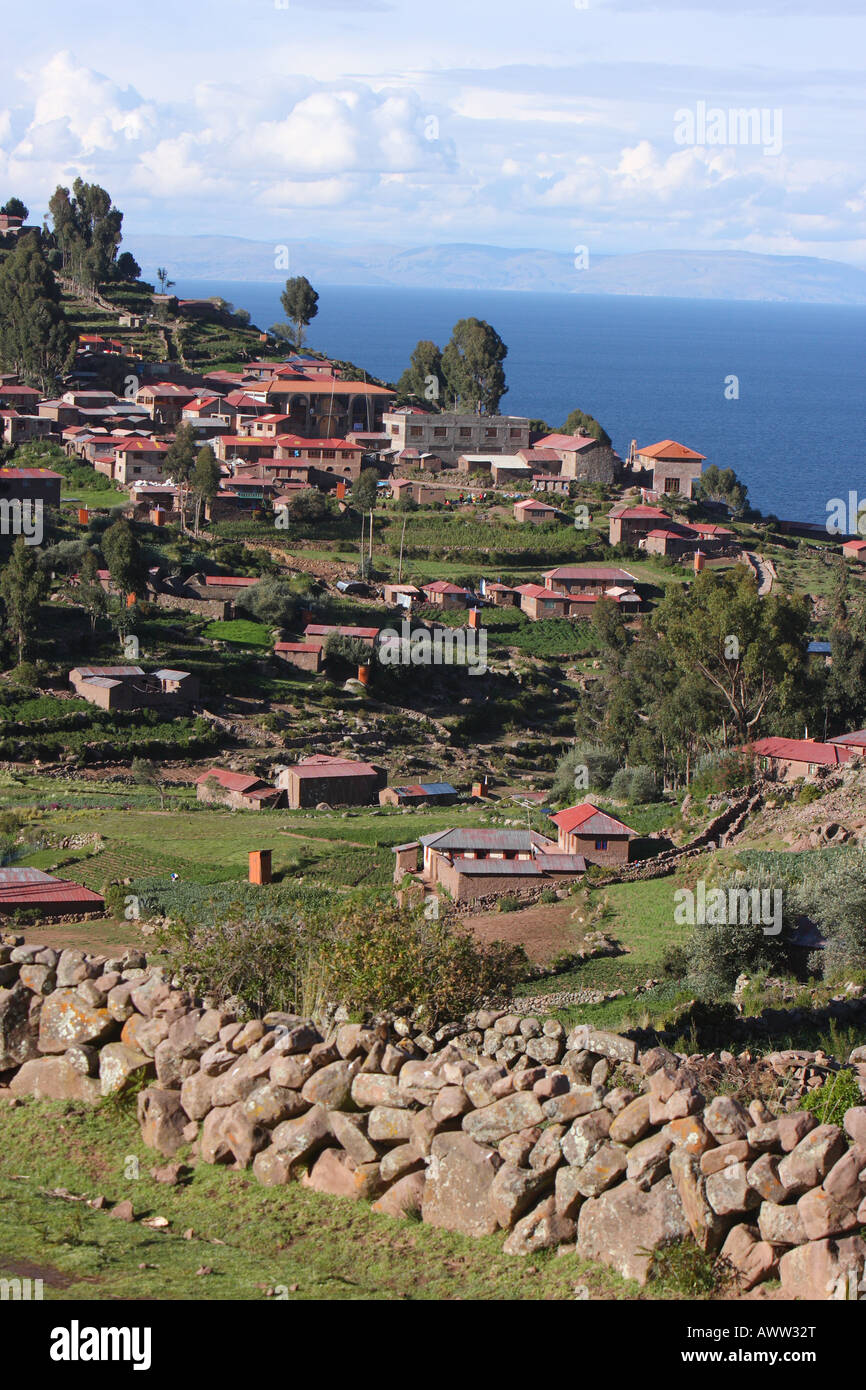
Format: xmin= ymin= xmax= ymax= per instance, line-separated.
xmin=682 ymin=869 xmax=796 ymax=998
xmin=689 ymin=750 xmax=753 ymax=797
xmin=799 ymin=1069 xmax=862 ymax=1128
xmin=609 ymin=765 xmax=659 ymax=803
xmin=551 ymin=743 xmax=618 ymax=801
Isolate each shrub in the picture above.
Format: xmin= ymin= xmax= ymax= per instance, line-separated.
xmin=551 ymin=743 xmax=618 ymax=801
xmin=799 ymin=1069 xmax=862 ymax=1128
xmin=682 ymin=869 xmax=796 ymax=998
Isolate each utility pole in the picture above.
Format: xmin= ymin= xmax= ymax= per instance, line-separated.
xmin=368 ymin=509 xmax=374 ymax=566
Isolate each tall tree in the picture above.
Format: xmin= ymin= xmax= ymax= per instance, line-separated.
xmin=47 ymin=179 xmax=124 ymax=288
xmin=164 ymin=423 xmax=198 ymax=531
xmin=0 ymin=233 xmax=73 ymax=390
xmin=351 ymin=468 xmax=379 ymax=512
xmin=0 ymin=537 xmax=46 ymax=663
xmin=397 ymin=340 xmax=445 ymax=407
xmin=652 ymin=568 xmax=811 ymax=743
xmin=1 ymin=198 xmax=28 ymax=221
xmin=279 ymin=276 xmax=319 ymax=349
xmin=102 ymin=517 xmax=143 ymax=599
xmin=441 ymin=318 xmax=507 ymax=414
xmin=192 ymin=444 xmax=221 ymax=536
xmin=77 ymin=550 xmax=107 ymax=633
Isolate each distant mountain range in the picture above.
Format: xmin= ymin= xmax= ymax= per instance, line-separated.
xmin=130 ymin=235 xmax=866 ymax=305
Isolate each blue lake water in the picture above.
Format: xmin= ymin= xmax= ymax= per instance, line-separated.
xmin=175 ymin=281 xmax=866 ymax=523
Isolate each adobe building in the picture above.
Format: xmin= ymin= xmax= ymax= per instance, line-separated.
xmin=276 ymin=754 xmax=381 ymax=809
xmin=549 ymin=803 xmax=638 ymax=866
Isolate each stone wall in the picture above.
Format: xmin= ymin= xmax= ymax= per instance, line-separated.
xmin=1 ymin=934 xmax=865 ymax=1299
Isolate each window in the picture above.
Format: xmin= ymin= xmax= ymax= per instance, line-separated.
xmin=663 ymin=477 xmax=680 ymax=493
xmin=485 ymin=428 xmax=497 ymax=438
xmin=459 ymin=427 xmax=471 ymax=438
xmin=410 ymin=426 xmax=422 ymax=439
xmin=434 ymin=427 xmax=446 ymax=439
xmin=595 ymin=839 xmax=608 ymax=851
xmin=509 ymin=428 xmax=522 ymax=438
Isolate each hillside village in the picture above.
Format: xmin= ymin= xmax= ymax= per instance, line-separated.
xmin=1 ymin=187 xmax=866 ymax=1306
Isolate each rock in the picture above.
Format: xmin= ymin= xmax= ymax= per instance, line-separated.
xmin=488 ymin=1162 xmax=555 ymax=1228
xmin=626 ymin=1131 xmax=673 ymax=1190
xmin=528 ymin=1125 xmax=565 ymax=1174
xmin=221 ymin=1103 xmax=272 ymax=1168
xmin=0 ymin=983 xmax=39 ymax=1069
xmin=270 ymin=1054 xmax=314 ymax=1091
xmin=65 ymin=1043 xmax=98 ymax=1077
xmin=121 ymin=1013 xmax=169 ymax=1057
xmin=566 ymin=1026 xmax=637 ymax=1064
xmin=380 ymin=1144 xmax=423 ymax=1185
xmin=669 ymin=1148 xmax=730 ymax=1253
xmin=180 ymin=1069 xmax=218 ymax=1122
xmin=252 ymin=1147 xmax=294 ymax=1187
xmin=757 ymin=1200 xmax=808 ymax=1246
xmin=777 ymin=1111 xmax=817 ymax=1151
xmin=502 ymin=1196 xmax=575 ymax=1255
xmin=463 ymin=1092 xmax=544 ymax=1144
xmin=432 ymin=1085 xmax=472 ymax=1123
xmin=372 ymin=1170 xmax=426 ymax=1218
xmin=578 ymin=1176 xmax=689 ymax=1285
xmin=720 ymin=1223 xmax=779 ymax=1291
xmin=200 ymin=1106 xmax=234 ymax=1164
xmin=241 ymin=1082 xmax=308 ymax=1128
xmin=525 ymin=1035 xmax=563 ymax=1065
xmin=746 ymin=1121 xmax=781 ymax=1154
xmin=554 ymin=1165 xmax=587 ymax=1219
xmin=352 ymin=1072 xmax=412 ymax=1109
xmin=150 ymin=1162 xmax=189 ymax=1186
xmin=777 ymin=1124 xmax=847 ymax=1196
xmin=705 ymin=1161 xmax=759 ymax=1218
xmin=367 ymin=1105 xmax=415 ymax=1143
xmin=499 ymin=1128 xmax=542 ymax=1167
xmin=330 ymin=1111 xmax=379 ymax=1166
xmin=301 ymin=1060 xmax=355 ymax=1111
xmin=609 ymin=1094 xmax=652 ymax=1146
xmin=270 ymin=1106 xmax=333 ymax=1168
xmin=703 ymin=1095 xmax=751 ymax=1142
xmin=106 ymin=982 xmax=136 ymax=1023
xmin=138 ymin=1088 xmax=189 ymax=1157
xmin=302 ymin=1147 xmax=382 ymax=1201
xmin=746 ymin=1153 xmax=790 ymax=1204
xmin=574 ymin=1143 xmax=628 ymax=1198
xmin=18 ymin=964 xmax=55 ymax=995
xmin=99 ymin=1043 xmax=153 ymax=1097
xmin=463 ymin=1066 xmax=512 ymax=1109
xmin=824 ymin=1146 xmax=866 ymax=1208
xmin=664 ymin=1116 xmax=714 ymax=1158
xmin=211 ymin=1053 xmax=274 ymax=1108
xmin=166 ymin=1011 xmax=208 ymax=1060
xmin=562 ymin=1110 xmax=613 ymax=1168
xmin=109 ymin=1199 xmax=135 ymax=1222
xmin=540 ymin=1086 xmax=602 ymax=1123
xmin=779 ymin=1235 xmax=866 ymax=1300
xmin=153 ymin=1040 xmax=199 ymax=1090
xmin=843 ymin=1107 xmax=866 ymax=1148
xmin=37 ymin=988 xmax=117 ymax=1054
xmin=422 ymin=1132 xmax=502 ymax=1237
xmin=9 ymin=1057 xmax=101 ymax=1103
xmin=797 ymin=1186 xmax=862 ymax=1241
xmin=700 ymin=1140 xmax=753 ymax=1176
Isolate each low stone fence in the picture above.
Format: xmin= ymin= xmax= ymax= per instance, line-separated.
xmin=1 ymin=936 xmax=864 ymax=1299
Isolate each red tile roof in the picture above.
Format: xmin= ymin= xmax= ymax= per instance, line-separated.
xmin=637 ymin=440 xmax=706 ymax=461
xmin=550 ymin=803 xmax=637 ymax=836
xmin=195 ymin=767 xmax=270 ymax=792
xmin=747 ymin=738 xmax=853 ymax=766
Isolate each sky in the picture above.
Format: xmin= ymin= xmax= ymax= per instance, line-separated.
xmin=0 ymin=0 xmax=863 ymax=266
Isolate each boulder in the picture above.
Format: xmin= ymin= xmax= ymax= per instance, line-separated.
xmin=352 ymin=1072 xmax=412 ymax=1109
xmin=542 ymin=1086 xmax=603 ymax=1124
xmin=301 ymin=1060 xmax=355 ymax=1111
xmin=797 ymin=1186 xmax=862 ymax=1241
xmin=843 ymin=1107 xmax=866 ymax=1148
xmin=719 ymin=1223 xmax=779 ymax=1291
xmin=252 ymin=1147 xmax=294 ymax=1187
xmin=422 ymin=1132 xmax=502 ymax=1237
xmin=561 ymin=1110 xmax=613 ymax=1168
xmin=746 ymin=1153 xmax=790 ymax=1204
xmin=779 ymin=1235 xmax=866 ymax=1301
xmin=669 ymin=1148 xmax=730 ymax=1253
xmin=704 ymin=1096 xmax=751 ymax=1142
xmin=37 ymin=988 xmax=117 ymax=1054
xmin=270 ymin=1105 xmax=333 ymax=1167
xmin=330 ymin=1110 xmax=380 ymax=1166
xmin=0 ymin=983 xmax=39 ymax=1070
xmin=574 ymin=1143 xmax=628 ymax=1198
xmin=705 ymin=1161 xmax=759 ymax=1218
xmin=99 ymin=1042 xmax=154 ymax=1097
xmin=303 ymin=1147 xmax=383 ymax=1201
xmin=488 ymin=1162 xmax=555 ymax=1228
xmin=221 ymin=1103 xmax=270 ymax=1168
xmin=608 ymin=1094 xmax=652 ymax=1146
xmin=180 ymin=1069 xmax=218 ymax=1122
xmin=241 ymin=1082 xmax=308 ymax=1128
xmin=757 ymin=1199 xmax=808 ymax=1246
xmin=577 ymin=1175 xmax=689 ymax=1285
xmin=372 ymin=1170 xmax=426 ymax=1218
xmin=626 ymin=1131 xmax=674 ymax=1190
xmin=9 ymin=1057 xmax=101 ymax=1103
xmin=137 ymin=1087 xmax=188 ymax=1157
xmin=777 ymin=1124 xmax=847 ymax=1196
xmin=462 ymin=1092 xmax=544 ymax=1144
xmin=502 ymin=1196 xmax=575 ymax=1256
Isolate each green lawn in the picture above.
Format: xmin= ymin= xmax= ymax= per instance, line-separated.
xmin=202 ymin=619 xmax=272 ymax=647
xmin=61 ymin=488 xmax=127 ymax=511
xmin=0 ymin=1095 xmax=685 ymax=1301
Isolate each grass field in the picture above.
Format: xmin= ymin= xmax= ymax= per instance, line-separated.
xmin=0 ymin=1096 xmax=690 ymax=1302
xmin=202 ymin=619 xmax=272 ymax=647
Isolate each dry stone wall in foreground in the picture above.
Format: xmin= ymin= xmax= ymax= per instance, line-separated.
xmin=2 ymin=936 xmax=866 ymax=1300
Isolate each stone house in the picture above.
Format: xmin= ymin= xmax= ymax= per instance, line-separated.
xmin=549 ymin=803 xmax=638 ymax=866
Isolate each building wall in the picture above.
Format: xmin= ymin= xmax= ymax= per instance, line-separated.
xmin=558 ymin=830 xmax=632 ymax=865
xmin=282 ymin=771 xmax=379 ymax=809
xmin=384 ymin=412 xmax=531 ymax=465
xmin=559 ymin=443 xmax=620 ymax=485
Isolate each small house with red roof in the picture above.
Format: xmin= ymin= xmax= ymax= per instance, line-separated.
xmin=549 ymin=802 xmax=638 ymax=865
xmin=0 ymin=867 xmax=105 ymax=920
xmin=744 ymin=737 xmax=855 ymax=782
xmin=513 ymin=497 xmax=558 ymax=524
xmin=634 ymin=440 xmax=706 ymax=499
xmin=422 ymin=580 xmax=471 ymax=611
xmin=842 ymin=538 xmax=866 ymax=561
xmin=195 ymin=767 xmax=283 ymax=811
xmin=608 ymin=503 xmax=671 ymax=547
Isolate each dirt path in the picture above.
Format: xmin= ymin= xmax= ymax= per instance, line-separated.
xmin=462 ymin=899 xmax=584 ymax=964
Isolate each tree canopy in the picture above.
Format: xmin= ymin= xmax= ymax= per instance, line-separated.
xmin=397 ymin=340 xmax=446 ymax=406
xmin=441 ymin=318 xmax=508 ymax=414
xmin=0 ymin=233 xmax=73 ymax=389
xmin=278 ymin=276 xmax=319 ymax=349
xmin=47 ymin=179 xmax=124 ymax=288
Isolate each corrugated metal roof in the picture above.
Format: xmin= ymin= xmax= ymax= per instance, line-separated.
xmin=451 ymin=858 xmax=542 ymax=876
xmin=0 ymin=867 xmax=55 ymax=885
xmin=421 ymin=828 xmax=553 ymax=852
xmin=748 ymin=738 xmax=853 ymax=766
